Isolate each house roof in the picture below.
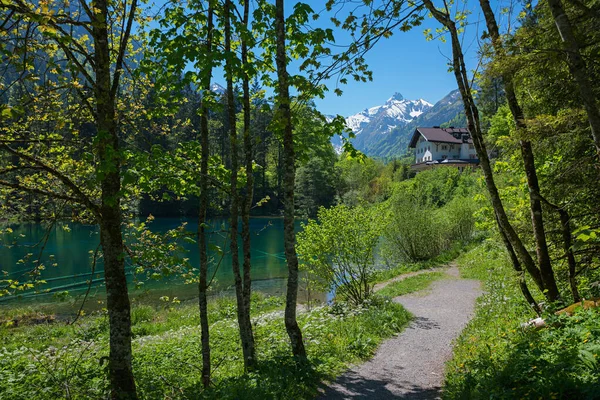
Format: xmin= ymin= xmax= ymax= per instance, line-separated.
xmin=408 ymin=127 xmax=471 ymax=148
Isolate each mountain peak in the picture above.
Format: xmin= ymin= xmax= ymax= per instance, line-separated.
xmin=334 ymin=88 xmax=463 ymax=158
xmin=344 ymin=92 xmax=433 ymax=136
xmin=211 ymin=83 xmax=225 ymax=94
xmin=387 ymin=92 xmax=404 ymax=102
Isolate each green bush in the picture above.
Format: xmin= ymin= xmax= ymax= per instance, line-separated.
xmin=380 ymin=190 xmax=447 ymax=263
xmin=442 ymin=195 xmax=477 ymax=243
xmin=131 ymin=305 xmax=155 ymax=325
xmin=297 ymin=205 xmax=381 ymax=304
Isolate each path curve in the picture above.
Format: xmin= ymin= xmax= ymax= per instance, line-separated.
xmin=318 ymin=267 xmax=481 ymax=399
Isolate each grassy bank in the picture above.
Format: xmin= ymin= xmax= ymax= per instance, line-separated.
xmin=444 ymin=243 xmax=600 ymax=399
xmin=1 ymin=291 xmax=412 ymax=399
xmin=377 ymin=272 xmax=446 ymax=298
xmin=373 ymin=241 xmax=471 ymax=284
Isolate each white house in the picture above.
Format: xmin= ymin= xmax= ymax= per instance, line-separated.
xmin=408 ymin=127 xmax=479 ymax=171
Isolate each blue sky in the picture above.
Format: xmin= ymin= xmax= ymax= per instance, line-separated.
xmin=174 ymin=0 xmax=515 ymax=117
xmin=299 ymin=0 xmax=488 ymax=117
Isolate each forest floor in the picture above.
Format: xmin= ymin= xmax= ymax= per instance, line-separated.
xmin=318 ymin=266 xmax=482 ymax=399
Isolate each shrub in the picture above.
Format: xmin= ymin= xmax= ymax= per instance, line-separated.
xmin=131 ymin=305 xmax=155 ymax=325
xmin=380 ymin=190 xmax=447 ymax=263
xmin=297 ymin=205 xmax=381 ymax=304
xmin=442 ymin=195 xmax=477 ymax=243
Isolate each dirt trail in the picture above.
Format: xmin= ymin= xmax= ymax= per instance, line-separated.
xmin=319 ymin=266 xmax=481 ymax=399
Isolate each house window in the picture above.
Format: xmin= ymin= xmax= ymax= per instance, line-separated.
xmin=442 ymin=145 xmax=447 ymax=150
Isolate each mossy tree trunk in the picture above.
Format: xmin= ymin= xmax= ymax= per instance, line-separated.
xmin=547 ymin=0 xmax=600 ymax=160
xmin=93 ymin=0 xmax=137 ymax=397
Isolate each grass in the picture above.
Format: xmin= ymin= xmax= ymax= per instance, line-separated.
xmin=377 ymin=271 xmax=445 ymax=298
xmin=372 ymin=240 xmax=473 ymax=284
xmin=0 ymin=292 xmax=411 ymax=399
xmin=443 ymin=242 xmax=600 ymax=400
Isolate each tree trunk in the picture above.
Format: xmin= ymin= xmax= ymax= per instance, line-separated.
xmin=224 ymin=0 xmax=255 ymax=370
xmin=479 ymin=0 xmax=560 ymax=300
xmin=496 ymin=214 xmax=541 ymax=314
xmin=274 ymin=0 xmax=307 ymax=359
xmin=520 ymin=140 xmax=560 ymax=298
xmin=422 ymin=0 xmax=555 ymax=301
xmin=93 ymin=0 xmax=137 ymax=397
xmin=197 ymin=3 xmax=214 ymax=389
xmin=240 ymin=0 xmax=256 ymax=370
xmin=558 ymin=209 xmax=580 ymax=302
xmin=547 ymin=0 xmax=600 ymax=159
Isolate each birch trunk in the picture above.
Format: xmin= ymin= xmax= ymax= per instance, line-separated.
xmin=224 ymin=0 xmax=255 ymax=369
xmin=240 ymin=0 xmax=256 ymax=369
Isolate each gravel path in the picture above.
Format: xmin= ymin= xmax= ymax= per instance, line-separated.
xmin=318 ymin=266 xmax=481 ymax=399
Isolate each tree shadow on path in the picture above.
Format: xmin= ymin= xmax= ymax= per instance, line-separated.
xmin=318 ymin=371 xmax=441 ymax=399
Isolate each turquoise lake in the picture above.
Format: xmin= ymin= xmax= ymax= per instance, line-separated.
xmin=0 ymin=217 xmax=310 ymax=307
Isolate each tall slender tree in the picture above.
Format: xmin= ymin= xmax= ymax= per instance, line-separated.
xmin=239 ymin=0 xmax=257 ymax=369
xmin=478 ymin=0 xmax=560 ymax=302
xmin=421 ymin=0 xmax=561 ymax=301
xmin=274 ymin=0 xmax=307 ymax=359
xmin=198 ymin=1 xmax=215 ymax=387
xmin=223 ymin=0 xmax=256 ymax=369
xmin=0 ymin=0 xmax=140 ymax=397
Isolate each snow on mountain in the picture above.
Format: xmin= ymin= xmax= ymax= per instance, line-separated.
xmin=344 ymin=93 xmax=433 ymax=136
xmin=210 ymin=83 xmax=226 ymax=94
xmin=346 ymin=113 xmax=371 ymax=132
xmin=330 ymin=89 xmax=463 ymax=158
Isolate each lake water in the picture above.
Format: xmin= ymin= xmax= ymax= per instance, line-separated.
xmin=0 ymin=217 xmax=312 ymax=308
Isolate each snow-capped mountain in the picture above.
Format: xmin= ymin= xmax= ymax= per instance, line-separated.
xmin=345 ymin=93 xmax=433 ymax=136
xmin=331 ymin=90 xmax=464 ymax=157
xmin=210 ymin=83 xmax=226 ymax=94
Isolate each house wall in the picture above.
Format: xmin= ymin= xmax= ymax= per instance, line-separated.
xmin=415 ymin=135 xmax=478 ymax=163
xmin=459 ymin=143 xmax=477 ymax=159
xmin=415 ymin=138 xmax=461 ymax=162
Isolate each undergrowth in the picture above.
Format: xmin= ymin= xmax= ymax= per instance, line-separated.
xmin=444 ymin=242 xmax=600 ymax=399
xmin=0 ymin=293 xmax=411 ymax=399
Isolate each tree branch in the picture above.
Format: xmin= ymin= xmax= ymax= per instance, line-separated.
xmin=111 ymin=0 xmax=138 ymax=99
xmin=0 ymin=144 xmax=100 ymax=216
xmin=0 ymin=179 xmax=80 ymax=203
